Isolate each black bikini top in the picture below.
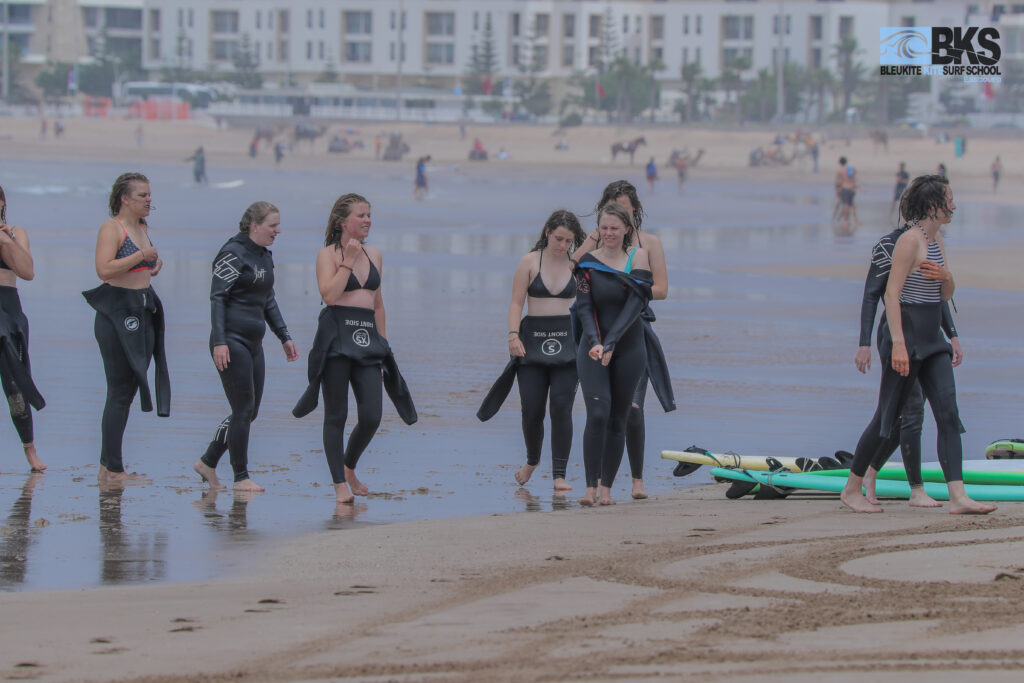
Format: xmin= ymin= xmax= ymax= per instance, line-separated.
xmin=527 ymin=250 xmax=575 ymax=299
xmin=342 ymin=248 xmax=381 ymax=292
xmin=115 ymin=220 xmax=157 ymax=272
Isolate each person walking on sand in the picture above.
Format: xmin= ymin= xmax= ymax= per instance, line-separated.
xmin=841 ymin=174 xmax=995 ymax=515
xmin=186 ymin=146 xmax=208 ymax=184
xmin=413 ymin=156 xmax=430 ymax=200
xmin=645 ymin=157 xmax=658 ymax=193
xmin=991 ymin=156 xmax=1002 ymax=193
xmin=889 ymin=161 xmax=910 ymax=219
xmin=274 ymin=140 xmax=286 ymax=166
xmin=0 ymin=185 xmax=46 ymax=473
xmin=84 ymin=173 xmax=168 ymax=488
xmin=193 ymin=202 xmax=298 ymax=493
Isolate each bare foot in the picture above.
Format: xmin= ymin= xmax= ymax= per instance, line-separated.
xmin=553 ymin=477 xmax=572 ymax=491
xmin=598 ymin=485 xmax=616 ymax=506
xmin=949 ymin=498 xmax=997 ymax=515
xmin=233 ymin=478 xmax=265 ymax=492
xmin=514 ymin=463 xmax=536 ymax=486
xmin=344 ymin=466 xmax=369 ymax=496
xmin=579 ymin=487 xmax=597 ymax=507
xmin=840 ymin=484 xmax=882 ymax=513
xmin=334 ymin=482 xmax=354 ymax=504
xmin=23 ymin=443 xmax=46 ymax=472
xmin=631 ymin=479 xmax=648 ymax=500
xmin=193 ymin=460 xmax=226 ymax=490
xmin=908 ymin=488 xmax=942 ymax=508
xmin=864 ymin=468 xmax=879 ymax=505
xmin=98 ymin=466 xmax=151 ymax=487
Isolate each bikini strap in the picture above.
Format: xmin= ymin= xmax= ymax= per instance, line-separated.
xmin=624 ymin=246 xmax=638 ymax=274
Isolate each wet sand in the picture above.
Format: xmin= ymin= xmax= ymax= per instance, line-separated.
xmin=0 ymin=118 xmax=1023 ymax=679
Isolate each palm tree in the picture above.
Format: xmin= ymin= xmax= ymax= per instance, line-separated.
xmin=680 ymin=62 xmax=703 ymax=122
xmin=646 ymin=58 xmax=666 ymax=123
xmin=756 ymin=68 xmax=771 ymax=122
xmin=721 ymin=55 xmax=751 ymax=123
xmin=831 ymin=36 xmax=863 ymax=120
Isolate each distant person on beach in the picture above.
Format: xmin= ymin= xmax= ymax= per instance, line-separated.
xmin=854 ymin=213 xmax=961 ymax=506
xmin=39 ymin=119 xmax=47 ymax=139
xmin=574 ymin=203 xmax=653 ymax=506
xmin=274 ymin=141 xmax=286 ymax=166
xmin=937 ymin=162 xmax=947 ymax=179
xmin=673 ymin=155 xmax=688 ymax=195
xmin=413 ymin=156 xmax=430 ymax=200
xmin=292 ymin=193 xmax=416 ymax=505
xmin=0 ymin=185 xmax=46 ymax=473
xmin=374 ymin=135 xmax=382 ymax=160
xmin=248 ymin=137 xmax=258 ymax=159
xmin=835 ymin=157 xmax=859 ymax=232
xmin=193 ymin=202 xmax=298 ymax=493
xmin=841 ymin=174 xmax=995 ymax=515
xmin=135 ymin=125 xmax=143 ymax=149
xmin=53 ymin=120 xmax=64 ymax=139
xmin=890 ymin=161 xmax=910 ymax=219
xmin=186 ymin=146 xmax=208 ymax=184
xmin=645 ymin=157 xmax=657 ymax=193
xmin=576 ymin=181 xmax=673 ymax=501
xmin=991 ymin=156 xmax=1002 ymax=192
xmin=483 ymin=209 xmax=585 ymax=492
xmin=811 ymin=138 xmax=820 ymax=173
xmin=85 ymin=173 xmax=167 ymax=487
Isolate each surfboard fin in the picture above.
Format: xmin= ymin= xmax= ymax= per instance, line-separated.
xmin=725 ymin=481 xmax=758 ymax=499
xmin=834 ymin=450 xmax=854 ymax=466
xmin=766 ymin=457 xmax=787 ymax=472
xmin=673 ymin=461 xmax=702 ymax=477
xmin=753 ymin=485 xmax=791 ymax=500
xmin=817 ymin=456 xmax=843 ymax=470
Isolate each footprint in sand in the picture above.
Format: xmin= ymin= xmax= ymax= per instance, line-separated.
xmin=334 ymin=585 xmax=378 ymax=595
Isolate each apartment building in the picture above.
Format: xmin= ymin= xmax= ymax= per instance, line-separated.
xmin=1 ymin=0 xmax=142 ymax=66
xmin=138 ymin=0 xmax=971 ymax=88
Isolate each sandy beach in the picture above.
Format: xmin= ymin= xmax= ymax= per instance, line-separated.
xmin=1 ymin=115 xmax=1023 ymax=681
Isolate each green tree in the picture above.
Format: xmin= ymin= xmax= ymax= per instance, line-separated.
xmin=232 ymin=33 xmax=262 ymax=89
xmin=645 ymin=58 xmax=665 ymax=122
xmin=514 ymin=20 xmax=552 ymax=117
xmin=680 ymin=62 xmax=703 ymax=122
xmin=720 ymin=55 xmax=751 ymax=123
xmin=832 ymin=36 xmax=863 ymax=119
xmin=34 ymin=62 xmax=71 ymax=99
xmin=599 ymin=6 xmax=618 ymax=71
xmin=464 ymin=14 xmax=499 ymax=94
xmin=806 ymin=68 xmax=835 ymax=123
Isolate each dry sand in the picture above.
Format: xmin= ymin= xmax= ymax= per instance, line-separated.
xmin=2 ymin=116 xmax=1024 ymax=682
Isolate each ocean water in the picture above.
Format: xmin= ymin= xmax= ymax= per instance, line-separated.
xmin=0 ymin=156 xmax=1021 ymax=591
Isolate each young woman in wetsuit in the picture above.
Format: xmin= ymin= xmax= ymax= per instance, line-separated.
xmin=507 ymin=209 xmax=586 ymax=490
xmin=89 ymin=172 xmax=163 ymax=487
xmin=0 ymin=185 xmax=45 ymax=472
xmin=576 ymin=181 xmax=669 ymax=500
xmin=193 ymin=202 xmax=299 ymax=492
xmin=575 ymin=202 xmax=652 ymax=506
xmin=841 ymin=174 xmax=995 ymax=515
xmin=313 ymin=193 xmax=388 ymax=504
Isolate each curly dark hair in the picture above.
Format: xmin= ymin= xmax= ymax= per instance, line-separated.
xmin=109 ymin=172 xmax=150 ymax=217
xmin=324 ymin=193 xmax=370 ymax=247
xmin=531 ymin=209 xmax=586 ymax=252
xmin=597 ymin=202 xmax=636 ymax=250
xmin=899 ymin=174 xmax=951 ymax=225
xmin=594 ymin=180 xmax=645 ymax=231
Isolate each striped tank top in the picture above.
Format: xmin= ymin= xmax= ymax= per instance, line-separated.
xmin=900 ymin=238 xmax=944 ymax=304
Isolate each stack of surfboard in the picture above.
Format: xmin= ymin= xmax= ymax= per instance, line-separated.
xmin=663 ymin=442 xmax=1024 ymax=501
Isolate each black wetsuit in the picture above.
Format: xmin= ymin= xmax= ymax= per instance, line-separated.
xmin=200 ymin=233 xmax=290 ymax=483
xmin=0 ymin=256 xmax=44 ymax=445
xmin=859 ymin=226 xmax=957 ymax=487
xmin=512 ymin=254 xmax=578 ymax=480
xmin=575 ymin=250 xmax=652 ymax=489
xmin=83 ymin=283 xmax=170 ymax=473
xmin=851 ymin=234 xmax=965 ymax=483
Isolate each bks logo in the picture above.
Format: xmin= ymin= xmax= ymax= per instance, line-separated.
xmin=352 ymin=329 xmax=370 ymax=347
xmin=123 ymin=316 xmax=140 ymax=332
xmin=880 ymin=26 xmax=999 ymax=71
xmin=541 ymin=339 xmax=562 ymax=356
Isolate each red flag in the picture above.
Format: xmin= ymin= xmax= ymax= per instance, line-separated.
xmin=983 ymin=81 xmax=995 ymax=99
xmin=482 ymin=75 xmax=492 ymax=95
xmin=596 ymin=79 xmax=606 ymax=99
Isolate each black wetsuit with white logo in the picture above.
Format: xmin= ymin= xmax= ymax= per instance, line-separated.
xmin=200 ymin=232 xmax=290 ymax=483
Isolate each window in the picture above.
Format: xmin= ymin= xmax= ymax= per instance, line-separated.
xmin=426 ymin=12 xmax=454 ymax=36
xmin=563 ymin=44 xmax=574 ymax=67
xmin=535 ymin=13 xmax=549 ymax=36
xmin=588 ymin=45 xmax=600 ymax=66
xmin=473 ymin=12 xmax=478 ymax=31
xmin=149 ymin=9 xmax=161 ymax=31
xmin=319 ymin=9 xmax=324 ymax=29
xmin=810 ymin=15 xmax=822 ymax=40
xmin=278 ymin=39 xmax=287 ymax=61
xmin=306 ymin=9 xmax=312 ymax=29
xmin=279 ymin=10 xmax=289 ymax=33
xmin=695 ymin=46 xmax=701 ymax=65
xmin=212 ymin=39 xmax=237 ymax=61
xmin=683 ymin=15 xmax=689 ymax=35
xmin=175 ymin=8 xmax=181 ymax=29
xmin=743 ymin=16 xmax=753 ymax=39
xmin=634 ymin=46 xmax=640 ymax=64
xmin=390 ymin=41 xmax=395 ymax=60
xmin=267 ymin=41 xmax=273 ymax=60
xmin=786 ymin=16 xmax=791 ymax=34
xmin=318 ymin=41 xmax=324 ymax=59
xmin=150 ymin=38 xmax=160 ymax=59
xmin=255 ymin=12 xmax=261 ymax=29
xmin=623 ymin=15 xmax=629 ymax=34
xmin=268 ymin=11 xmax=274 ymax=30
xmin=682 ymin=47 xmax=688 ymax=64
xmin=563 ymin=14 xmax=575 ymax=38
xmin=723 ymin=16 xmax=740 ymax=40
xmin=696 ymin=16 xmax=702 ymax=35
xmin=771 ymin=47 xmax=790 ymax=66
xmin=512 ymin=12 xmax=520 ymax=37
xmin=589 ymin=14 xmax=601 ymax=38
xmin=306 ymin=41 xmax=312 ymax=60
xmin=635 ymin=15 xmax=641 ymax=34
xmin=651 ymin=46 xmax=663 ymax=61
xmin=106 ymin=8 xmax=142 ymax=29
xmin=533 ymin=45 xmax=548 ymax=69
xmin=346 ymin=42 xmax=371 ymax=62
xmin=839 ymin=16 xmax=854 ymax=38
xmin=345 ymin=11 xmax=372 ymax=34
xmin=426 ymin=43 xmax=454 ymax=64
xmin=188 ymin=9 xmax=193 ymax=28
xmin=651 ymin=16 xmax=664 ymax=40
xmin=512 ymin=44 xmax=520 ymax=65
xmin=810 ymin=46 xmax=821 ymax=69
xmin=391 ymin=11 xmax=395 ymax=30
xmin=211 ymin=11 xmax=239 ymax=34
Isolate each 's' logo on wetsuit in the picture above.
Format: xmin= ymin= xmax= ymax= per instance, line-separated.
xmin=542 ymin=339 xmax=562 ymax=356
xmin=123 ymin=316 xmax=140 ymax=332
xmin=213 ymin=255 xmax=241 ymax=283
xmin=352 ymin=329 xmax=371 ymax=347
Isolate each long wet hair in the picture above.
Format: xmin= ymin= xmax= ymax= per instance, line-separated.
xmin=900 ymin=174 xmax=951 ymax=225
xmin=0 ymin=184 xmax=6 ymax=223
xmin=531 ymin=209 xmax=585 ymax=252
xmin=324 ymin=193 xmax=370 ymax=247
xmin=239 ymin=201 xmax=279 ymax=233
xmin=109 ymin=172 xmax=149 ymax=217
xmin=595 ymin=180 xmax=645 ymax=231
xmin=597 ymin=202 xmax=636 ymax=250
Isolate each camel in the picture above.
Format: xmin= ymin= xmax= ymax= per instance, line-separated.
xmin=252 ymin=124 xmax=284 ymax=144
xmin=292 ymin=122 xmax=329 ymax=148
xmin=611 ymin=136 xmax=646 ymax=164
xmin=666 ymin=148 xmax=704 ymax=168
xmin=870 ymin=129 xmax=889 ymax=152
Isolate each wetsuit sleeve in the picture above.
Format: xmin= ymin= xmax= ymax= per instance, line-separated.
xmin=601 ymin=271 xmax=652 ymax=352
xmin=264 ymin=289 xmax=291 ymax=343
xmin=574 ymin=268 xmax=601 ymax=348
xmin=859 ymin=247 xmax=887 ymax=347
xmin=940 ymin=301 xmax=957 ymax=338
xmin=210 ymin=248 xmax=237 ymax=347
